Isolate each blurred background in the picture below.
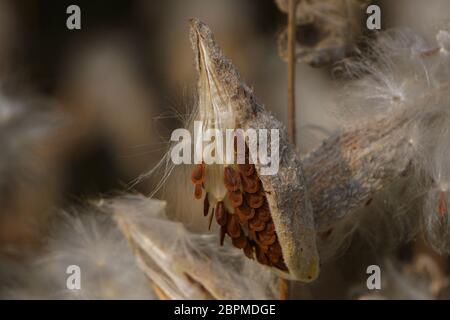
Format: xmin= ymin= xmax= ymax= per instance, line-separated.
xmin=0 ymin=0 xmax=287 ymax=249
xmin=1 ymin=0 xmax=450 ymax=299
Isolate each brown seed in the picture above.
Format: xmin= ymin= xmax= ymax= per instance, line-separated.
xmin=255 ymin=246 xmax=269 ymax=266
xmin=194 ymin=183 xmax=202 ymax=199
xmin=235 ymin=203 xmax=255 ymax=222
xmin=237 ymin=209 xmax=255 ymax=224
xmin=238 ymin=163 xmax=254 ymax=176
xmin=203 ymin=193 xmax=210 ymax=217
xmin=265 ymin=221 xmax=275 ymax=234
xmin=232 ymin=234 xmax=247 ymax=249
xmin=228 ymin=190 xmax=243 ymax=207
xmin=267 ymin=242 xmax=282 ymax=263
xmin=191 ymin=163 xmax=205 ymax=184
xmin=249 ymin=215 xmax=265 ymax=232
xmin=245 ymin=192 xmax=264 ymax=208
xmin=257 ymin=203 xmax=271 ymax=222
xmin=215 ymin=201 xmax=228 ymax=226
xmin=224 ymin=166 xmax=241 ymax=191
xmin=243 ymin=242 xmax=254 ymax=259
xmin=241 ymin=174 xmax=260 ymax=193
xmin=258 ymin=230 xmax=277 ymax=246
xmin=226 ymin=214 xmax=241 ymax=238
xmin=248 ymin=228 xmax=257 ymax=242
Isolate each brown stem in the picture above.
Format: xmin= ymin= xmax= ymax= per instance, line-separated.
xmin=287 ymin=0 xmax=298 ymax=145
xmin=281 ymin=0 xmax=299 ymax=300
xmin=279 ymin=277 xmax=290 ymax=300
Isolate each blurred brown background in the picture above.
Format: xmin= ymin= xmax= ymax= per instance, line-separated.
xmin=1 ymin=0 xmax=450 ymax=299
xmin=0 ymin=0 xmax=287 ymax=248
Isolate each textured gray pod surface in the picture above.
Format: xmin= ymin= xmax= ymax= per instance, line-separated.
xmin=190 ymin=19 xmax=319 ymax=282
xmin=303 ymin=113 xmax=416 ymax=231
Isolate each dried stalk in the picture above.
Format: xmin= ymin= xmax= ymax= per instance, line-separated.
xmin=281 ymin=0 xmax=300 ymax=300
xmin=287 ymin=0 xmax=298 ymax=145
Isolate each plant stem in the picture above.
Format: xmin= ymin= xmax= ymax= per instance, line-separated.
xmin=287 ymin=0 xmax=298 ymax=145
xmin=280 ymin=0 xmax=299 ymax=300
xmin=279 ymin=276 xmax=290 ymax=300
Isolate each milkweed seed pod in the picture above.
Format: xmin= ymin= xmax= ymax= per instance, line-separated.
xmin=111 ymin=195 xmax=278 ymax=300
xmin=276 ymin=0 xmax=371 ymax=67
xmin=189 ymin=19 xmax=319 ymax=282
xmin=302 ymin=29 xmax=450 ymax=257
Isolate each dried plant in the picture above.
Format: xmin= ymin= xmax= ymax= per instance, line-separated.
xmin=276 ymin=0 xmax=371 ymax=66
xmin=186 ymin=19 xmax=320 ymax=282
xmin=4 ymin=2 xmax=450 ymax=301
xmin=141 ymin=21 xmax=450 ymax=295
xmin=110 ymin=195 xmax=278 ymax=300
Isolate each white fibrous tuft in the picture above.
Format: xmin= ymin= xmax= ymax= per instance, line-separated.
xmin=108 ymin=195 xmax=278 ymax=300
xmin=421 ymin=126 xmax=450 ymax=254
xmin=1 ymin=207 xmax=154 ymax=299
xmin=331 ymin=29 xmax=450 ymax=256
xmin=337 ymin=29 xmax=449 ymax=123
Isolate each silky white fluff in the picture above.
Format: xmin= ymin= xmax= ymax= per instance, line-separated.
xmin=108 ymin=194 xmax=279 ymax=300
xmin=329 ymin=29 xmax=450 ymax=257
xmin=1 ymin=208 xmax=155 ymax=299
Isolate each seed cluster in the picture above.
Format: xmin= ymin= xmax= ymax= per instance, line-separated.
xmin=191 ymin=148 xmax=288 ymax=271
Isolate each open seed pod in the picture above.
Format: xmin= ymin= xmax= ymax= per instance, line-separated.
xmin=189 ymin=19 xmax=319 ymax=282
xmin=110 ymin=195 xmax=278 ymax=300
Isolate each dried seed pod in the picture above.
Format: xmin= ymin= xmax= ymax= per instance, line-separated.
xmin=190 ymin=19 xmax=319 ymax=282
xmin=215 ymin=201 xmax=228 ymax=226
xmin=191 ymin=163 xmax=205 ymax=184
xmin=224 ymin=166 xmax=241 ymax=191
xmin=112 ymin=195 xmax=279 ymax=300
xmin=194 ymin=184 xmax=202 ymax=199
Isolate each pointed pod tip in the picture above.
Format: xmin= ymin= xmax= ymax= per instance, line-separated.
xmin=188 ymin=18 xmax=213 ymax=51
xmin=188 ymin=18 xmax=259 ymax=122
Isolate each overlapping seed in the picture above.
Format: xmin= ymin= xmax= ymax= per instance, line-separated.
xmin=191 ymin=147 xmax=288 ymax=272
